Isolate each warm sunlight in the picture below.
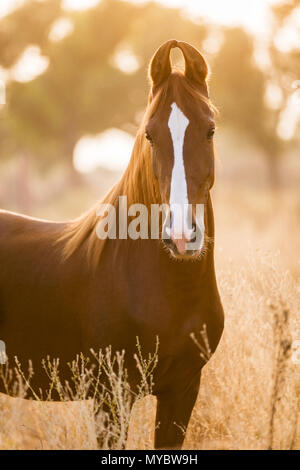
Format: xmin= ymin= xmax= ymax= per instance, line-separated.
xmin=11 ymin=46 xmax=49 ymax=82
xmin=74 ymin=128 xmax=134 ymax=173
xmin=62 ymin=0 xmax=100 ymax=10
xmin=0 ymin=0 xmax=283 ymax=36
xmin=128 ymin=0 xmax=282 ymax=35
xmin=0 ymin=0 xmax=298 ymax=172
xmin=0 ymin=0 xmax=300 ymax=453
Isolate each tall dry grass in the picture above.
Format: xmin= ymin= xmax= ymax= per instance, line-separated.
xmin=184 ymin=253 xmax=300 ymax=450
xmin=0 ymin=185 xmax=299 ymax=450
xmin=0 ymin=343 xmax=158 ymax=450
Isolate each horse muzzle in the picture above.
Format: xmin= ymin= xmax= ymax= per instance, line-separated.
xmin=162 ymin=213 xmax=205 ymax=259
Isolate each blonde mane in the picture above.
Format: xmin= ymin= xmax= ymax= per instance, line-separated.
xmin=59 ymin=72 xmax=215 ymax=267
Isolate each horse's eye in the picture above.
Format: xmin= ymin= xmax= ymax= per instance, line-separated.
xmin=207 ymin=127 xmax=215 ymax=141
xmin=145 ymin=130 xmax=153 ymax=144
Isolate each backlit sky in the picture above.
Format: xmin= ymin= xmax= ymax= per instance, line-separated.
xmin=1 ymin=0 xmax=298 ymax=172
xmin=0 ymin=0 xmax=283 ymax=34
xmin=129 ymin=0 xmax=281 ymax=36
xmin=64 ymin=0 xmax=281 ymax=36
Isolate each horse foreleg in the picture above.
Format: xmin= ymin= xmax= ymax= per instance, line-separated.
xmin=154 ymin=374 xmax=200 ymax=450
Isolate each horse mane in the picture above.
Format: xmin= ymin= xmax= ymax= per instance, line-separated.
xmin=59 ymin=72 xmax=216 ymax=268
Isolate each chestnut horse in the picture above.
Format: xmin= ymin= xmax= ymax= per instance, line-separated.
xmin=0 ymin=40 xmax=224 ymax=449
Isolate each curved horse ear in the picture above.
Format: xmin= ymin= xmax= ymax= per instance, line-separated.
xmin=177 ymin=41 xmax=209 ymax=86
xmin=149 ymin=39 xmax=177 ymax=90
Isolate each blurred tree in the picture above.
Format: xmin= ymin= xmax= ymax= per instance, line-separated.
xmin=2 ymin=0 xmax=208 ymax=182
xmin=0 ymin=0 xmax=62 ymax=68
xmin=271 ymin=0 xmax=300 ymax=85
xmin=0 ymin=0 xmax=62 ymax=210
xmin=2 ymin=0 xmax=296 ymax=212
xmin=210 ymin=28 xmax=288 ymax=189
xmin=269 ymin=0 xmax=300 ymax=135
xmin=6 ymin=0 xmax=141 ymax=181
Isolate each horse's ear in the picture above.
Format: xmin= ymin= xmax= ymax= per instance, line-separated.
xmin=177 ymin=41 xmax=209 ymax=85
xmin=149 ymin=39 xmax=177 ymax=90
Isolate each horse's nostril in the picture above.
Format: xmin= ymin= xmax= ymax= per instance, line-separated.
xmin=189 ymin=223 xmax=197 ymax=243
xmin=163 ymin=237 xmax=179 ymax=255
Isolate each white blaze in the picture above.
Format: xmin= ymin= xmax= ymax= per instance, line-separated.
xmin=167 ymin=102 xmax=193 ymax=240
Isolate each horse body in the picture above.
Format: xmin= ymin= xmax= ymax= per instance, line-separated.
xmin=0 ymin=40 xmax=224 ymax=449
xmin=0 ymin=199 xmax=223 ymax=448
xmin=0 ymin=211 xmax=85 ymax=381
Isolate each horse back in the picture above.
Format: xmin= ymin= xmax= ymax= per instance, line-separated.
xmin=0 ymin=210 xmax=94 ymax=393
